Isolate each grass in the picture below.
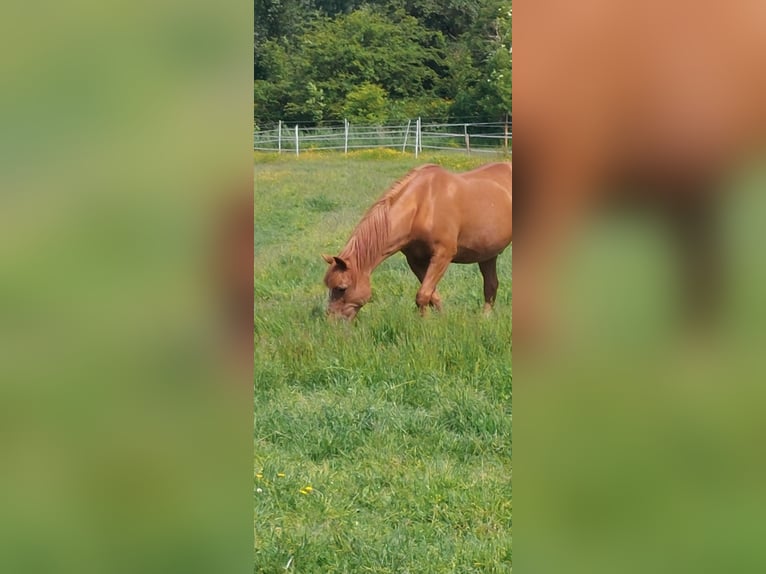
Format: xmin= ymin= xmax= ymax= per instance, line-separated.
xmin=254 ymin=151 xmax=512 ymax=573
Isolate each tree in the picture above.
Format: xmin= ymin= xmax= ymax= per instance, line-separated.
xmin=477 ymin=3 xmax=512 ymax=117
xmin=284 ymin=82 xmax=327 ymax=123
xmin=447 ymin=0 xmax=511 ymax=120
xmin=253 ymin=0 xmax=512 ymax=125
xmin=343 ymin=83 xmax=388 ymax=124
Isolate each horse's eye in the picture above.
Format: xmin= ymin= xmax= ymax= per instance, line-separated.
xmin=330 ymin=286 xmax=347 ymax=298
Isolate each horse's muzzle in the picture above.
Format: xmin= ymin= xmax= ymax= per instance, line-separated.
xmin=326 ymin=304 xmax=360 ymax=321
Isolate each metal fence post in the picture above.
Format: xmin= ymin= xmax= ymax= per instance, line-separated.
xmin=418 ymin=117 xmax=423 ymax=154
xmin=402 ymin=119 xmax=411 ymax=153
xmin=278 ymin=120 xmax=282 ymax=154
xmin=415 ymin=117 xmax=420 ymax=158
xmin=464 ymin=124 xmax=470 ymax=155
xmin=295 ymin=124 xmax=299 ymax=156
xmin=344 ymin=119 xmax=349 ymax=155
xmin=504 ymin=113 xmax=509 ymax=152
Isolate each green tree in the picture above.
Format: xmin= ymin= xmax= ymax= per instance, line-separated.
xmin=476 ymin=3 xmax=512 ymax=117
xmin=284 ymin=81 xmax=327 ymax=123
xmin=447 ymin=0 xmax=511 ymax=120
xmin=254 ymin=0 xmax=316 ymax=42
xmin=389 ymin=0 xmax=481 ymax=38
xmin=342 ymin=83 xmax=388 ymax=124
xmin=253 ymin=0 xmax=512 ymax=125
xmin=289 ymin=7 xmax=446 ymax=119
xmin=254 ymin=39 xmax=295 ymax=122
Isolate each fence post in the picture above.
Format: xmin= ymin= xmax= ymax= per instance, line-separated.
xmin=295 ymin=124 xmax=299 ymax=156
xmin=504 ymin=113 xmax=509 ymax=152
xmin=402 ymin=119 xmax=411 ymax=153
xmin=419 ymin=117 xmax=423 ymax=154
xmin=464 ymin=124 xmax=471 ymax=155
xmin=278 ymin=120 xmax=282 ymax=154
xmin=415 ymin=118 xmax=420 ymax=158
xmin=344 ymin=119 xmax=349 ymax=155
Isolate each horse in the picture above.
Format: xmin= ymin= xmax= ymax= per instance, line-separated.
xmin=322 ymin=162 xmax=512 ymax=320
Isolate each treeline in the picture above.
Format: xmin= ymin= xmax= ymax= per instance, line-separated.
xmin=254 ymin=0 xmax=511 ymax=127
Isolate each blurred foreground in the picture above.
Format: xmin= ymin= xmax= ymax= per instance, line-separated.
xmin=0 ymin=1 xmax=252 ymax=573
xmin=515 ymin=1 xmax=766 ymax=572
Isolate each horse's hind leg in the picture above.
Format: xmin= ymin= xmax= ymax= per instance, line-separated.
xmin=479 ymin=257 xmax=500 ymax=314
xmin=666 ymin=187 xmax=723 ymax=330
xmin=404 ymin=253 xmax=442 ymax=310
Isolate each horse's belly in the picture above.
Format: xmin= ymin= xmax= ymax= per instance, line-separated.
xmin=453 ymin=249 xmax=488 ymax=264
xmin=454 ymin=205 xmax=512 ymax=262
xmin=453 ymin=233 xmax=512 ymax=263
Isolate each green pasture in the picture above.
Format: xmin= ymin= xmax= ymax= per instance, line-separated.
xmin=254 ymin=150 xmax=512 ymax=573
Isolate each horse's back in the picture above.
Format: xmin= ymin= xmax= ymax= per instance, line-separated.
xmin=409 ymin=162 xmax=512 ymax=261
xmin=462 ymin=162 xmax=512 ymax=197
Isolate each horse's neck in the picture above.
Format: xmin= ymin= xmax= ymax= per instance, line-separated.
xmin=341 ymin=198 xmax=412 ymax=275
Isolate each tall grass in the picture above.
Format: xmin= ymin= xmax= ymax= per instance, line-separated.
xmin=254 ymin=153 xmax=512 ymax=573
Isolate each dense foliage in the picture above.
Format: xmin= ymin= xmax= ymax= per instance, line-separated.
xmin=254 ymin=0 xmax=511 ymax=126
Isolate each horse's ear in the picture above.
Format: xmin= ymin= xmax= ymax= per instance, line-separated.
xmin=322 ymin=254 xmax=334 ymax=265
xmin=333 ymin=256 xmax=348 ymax=270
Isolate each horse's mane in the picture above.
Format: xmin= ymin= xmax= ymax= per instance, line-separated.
xmin=340 ymin=164 xmax=439 ymax=269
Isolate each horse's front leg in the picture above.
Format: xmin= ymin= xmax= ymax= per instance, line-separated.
xmin=404 ymin=252 xmax=442 ymax=310
xmin=416 ymin=248 xmax=454 ymax=315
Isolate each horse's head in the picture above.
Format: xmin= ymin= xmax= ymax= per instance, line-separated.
xmin=322 ymin=254 xmax=371 ymax=320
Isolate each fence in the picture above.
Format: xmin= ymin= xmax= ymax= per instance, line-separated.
xmin=253 ymin=118 xmax=511 ymax=157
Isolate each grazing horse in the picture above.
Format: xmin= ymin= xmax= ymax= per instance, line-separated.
xmin=322 ymin=162 xmax=512 ymax=319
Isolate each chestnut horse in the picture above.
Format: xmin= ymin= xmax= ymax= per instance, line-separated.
xmin=322 ymin=162 xmax=512 ymax=319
